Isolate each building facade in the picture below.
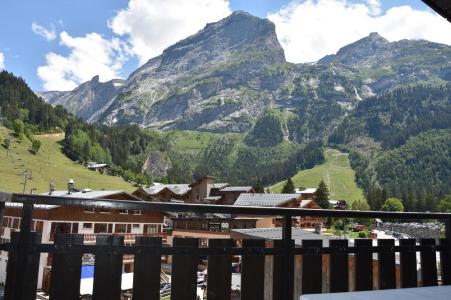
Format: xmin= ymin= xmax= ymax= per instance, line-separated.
xmin=0 ymin=189 xmax=165 ymax=290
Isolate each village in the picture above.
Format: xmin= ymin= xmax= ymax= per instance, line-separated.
xmin=1 ymin=175 xmax=443 ymax=299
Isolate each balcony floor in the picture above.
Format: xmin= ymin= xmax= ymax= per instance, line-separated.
xmin=301 ymin=285 xmax=451 ymax=300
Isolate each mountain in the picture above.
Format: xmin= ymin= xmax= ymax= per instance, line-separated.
xmin=97 ymin=11 xmax=287 ymax=132
xmin=320 ymin=32 xmax=451 ymax=93
xmin=41 ymin=13 xmax=451 ymax=137
xmin=39 ymin=76 xmax=125 ymax=121
xmin=42 ymin=12 xmax=368 ymax=134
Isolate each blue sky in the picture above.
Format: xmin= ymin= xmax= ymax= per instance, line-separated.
xmin=0 ymin=0 xmax=447 ymax=91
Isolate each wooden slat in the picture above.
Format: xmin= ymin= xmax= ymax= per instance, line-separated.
xmin=132 ymin=236 xmax=162 ymax=300
xmin=400 ymin=239 xmax=417 ymax=288
xmin=420 ymin=238 xmax=438 ymax=286
xmin=272 ymin=239 xmax=295 ymax=299
xmin=49 ymin=233 xmax=84 ymax=300
xmin=207 ymin=239 xmax=233 ymax=300
xmin=241 ymin=239 xmax=265 ymax=300
xmin=355 ymin=239 xmax=373 ymax=291
xmin=378 ymin=239 xmax=396 ymax=290
xmin=5 ymin=232 xmax=42 ymax=300
xmin=92 ymin=235 xmax=124 ymax=300
xmin=440 ymin=238 xmax=451 ymax=285
xmin=302 ymin=239 xmax=323 ymax=294
xmin=171 ymin=238 xmax=199 ymax=300
xmin=329 ymin=239 xmax=349 ymax=292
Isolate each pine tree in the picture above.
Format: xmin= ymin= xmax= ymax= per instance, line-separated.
xmin=405 ymin=191 xmax=415 ymax=212
xmin=315 ymin=180 xmax=331 ymax=209
xmin=281 ymin=177 xmax=295 ymax=194
xmin=254 ymin=179 xmax=264 ymax=193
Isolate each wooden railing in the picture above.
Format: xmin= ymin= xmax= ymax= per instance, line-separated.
xmin=0 ymin=192 xmax=450 ymax=300
xmin=83 ymin=232 xmax=165 ymax=242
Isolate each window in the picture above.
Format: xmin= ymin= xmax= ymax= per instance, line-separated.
xmin=144 ymin=224 xmax=158 ymax=234
xmin=132 ymin=210 xmax=142 ymax=215
xmin=115 ymin=224 xmax=127 ymax=233
xmin=132 ymin=224 xmax=140 ymax=228
xmin=119 ymin=209 xmax=128 ymax=214
xmin=84 ymin=207 xmax=95 ymax=213
xmin=2 ymin=217 xmax=9 ymax=227
xmin=94 ymin=223 xmax=108 ymax=233
xmin=12 ymin=218 xmax=20 ymax=229
xmin=36 ymin=221 xmax=44 ymax=233
xmin=83 ymin=223 xmax=93 ymax=229
xmin=99 ymin=207 xmax=110 ymax=214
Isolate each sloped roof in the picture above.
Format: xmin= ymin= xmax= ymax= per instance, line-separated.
xmin=422 ymin=0 xmax=451 ymax=21
xmin=231 ymin=227 xmax=336 ymax=246
xmin=142 ymin=184 xmax=191 ymax=196
xmin=300 ymin=200 xmax=314 ymax=208
xmin=212 ymin=183 xmax=229 ymax=189
xmin=203 ymin=196 xmax=223 ymax=202
xmin=43 ymin=190 xmax=127 ymax=199
xmin=234 ymin=193 xmax=300 ymax=207
xmin=297 ymin=188 xmax=317 ymax=194
xmin=220 ymin=186 xmax=254 ymax=192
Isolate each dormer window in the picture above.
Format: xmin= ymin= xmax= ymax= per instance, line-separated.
xmin=84 ymin=207 xmax=95 ymax=213
xmin=99 ymin=207 xmax=110 ymax=214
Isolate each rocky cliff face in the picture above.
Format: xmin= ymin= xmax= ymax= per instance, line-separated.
xmin=40 ymin=76 xmax=125 ymax=120
xmin=96 ymin=11 xmax=288 ymax=132
xmin=41 ymin=13 xmax=451 ymax=134
xmin=319 ymin=32 xmax=451 ymax=93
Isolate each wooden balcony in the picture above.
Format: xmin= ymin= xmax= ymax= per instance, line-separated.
xmin=0 ymin=192 xmax=450 ymax=300
xmin=83 ymin=232 xmax=166 ymax=243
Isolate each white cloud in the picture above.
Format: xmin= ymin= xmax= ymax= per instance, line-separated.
xmin=108 ymin=0 xmax=231 ymax=63
xmin=31 ymin=22 xmax=56 ymax=41
xmin=268 ymin=0 xmax=451 ymax=63
xmin=37 ymin=32 xmax=130 ymax=91
xmin=0 ymin=52 xmax=4 ymax=70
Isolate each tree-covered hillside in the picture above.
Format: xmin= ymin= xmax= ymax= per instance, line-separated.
xmin=374 ymin=129 xmax=451 ymax=200
xmin=329 ymin=84 xmax=451 ymax=149
xmin=0 ymin=71 xmax=74 ymax=132
xmin=329 ymin=84 xmax=451 ymax=210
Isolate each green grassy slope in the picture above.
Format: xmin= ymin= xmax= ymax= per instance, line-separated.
xmin=0 ymin=126 xmax=135 ymax=194
xmin=270 ymin=148 xmax=364 ymax=204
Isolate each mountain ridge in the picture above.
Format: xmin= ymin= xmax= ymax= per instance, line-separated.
xmin=38 ymin=11 xmax=451 ymax=135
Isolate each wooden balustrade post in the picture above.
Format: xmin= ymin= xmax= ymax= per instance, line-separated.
xmin=440 ymin=218 xmax=451 ymax=285
xmin=132 ymin=236 xmax=162 ymax=300
xmin=207 ymin=239 xmax=233 ymax=300
xmin=241 ymin=239 xmax=265 ymax=300
xmin=92 ymin=235 xmax=124 ymax=300
xmin=400 ymin=239 xmax=417 ymax=288
xmin=5 ymin=203 xmax=41 ymax=300
xmin=354 ymin=239 xmax=373 ymax=291
xmin=281 ymin=215 xmax=294 ymax=300
xmin=49 ymin=233 xmax=84 ymax=300
xmin=171 ymin=238 xmax=199 ymax=300
xmin=302 ymin=240 xmax=323 ymax=294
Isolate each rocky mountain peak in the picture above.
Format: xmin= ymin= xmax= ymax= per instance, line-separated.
xmin=90 ymin=75 xmax=100 ymax=83
xmin=319 ymin=32 xmax=389 ymax=65
xmin=156 ymin=11 xmax=285 ymax=73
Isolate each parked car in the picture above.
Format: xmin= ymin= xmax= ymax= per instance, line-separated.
xmin=160 ymin=283 xmax=171 ymax=296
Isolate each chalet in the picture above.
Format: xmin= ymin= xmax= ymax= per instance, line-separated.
xmin=234 ymin=193 xmax=325 ymax=228
xmin=133 ymin=183 xmax=191 ymax=202
xmin=329 ymin=199 xmax=348 ymax=210
xmin=209 ymin=185 xmax=255 ymax=205
xmin=87 ymin=162 xmax=109 ymax=174
xmin=296 ymin=188 xmax=317 ymax=200
xmin=189 ymin=175 xmax=215 ymax=202
xmin=133 ymin=176 xmax=254 ymax=205
xmin=0 ymin=182 xmax=165 ymax=290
